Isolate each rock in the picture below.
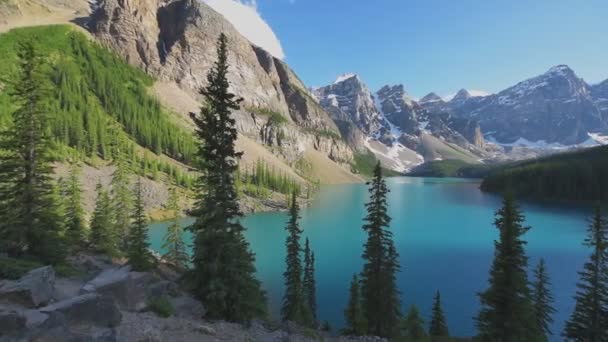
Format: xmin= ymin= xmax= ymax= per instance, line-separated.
xmin=146 ymin=280 xmax=178 ymax=299
xmin=80 ymin=266 xmax=153 ymax=312
xmin=40 ymin=293 xmax=121 ymax=328
xmin=0 ymin=309 xmax=25 ymax=337
xmin=169 ymin=295 xmax=205 ymax=319
xmin=0 ymin=266 xmax=55 ymax=308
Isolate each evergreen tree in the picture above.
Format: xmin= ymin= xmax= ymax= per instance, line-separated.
xmin=110 ymin=137 xmax=133 ymax=251
xmin=563 ymin=206 xmax=608 ymax=341
xmin=188 ymin=33 xmax=266 ymax=322
xmin=531 ymin=258 xmax=555 ymax=341
xmin=399 ymin=305 xmax=427 ymax=342
xmin=281 ymin=192 xmax=306 ymax=324
xmin=342 ymin=274 xmax=367 ymax=336
xmin=161 ymin=187 xmax=188 ymax=269
xmin=89 ymin=183 xmax=116 ymax=255
xmin=127 ymin=177 xmax=154 ymax=271
xmin=64 ymin=164 xmax=87 ymax=250
xmin=429 ymin=291 xmax=449 ymax=338
xmin=360 ymin=162 xmax=401 ymax=337
xmin=476 ymin=194 xmax=536 ymax=341
xmin=303 ymin=237 xmax=318 ymax=326
xmin=0 ymin=40 xmax=65 ymax=263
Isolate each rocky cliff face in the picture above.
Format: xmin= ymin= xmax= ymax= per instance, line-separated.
xmin=89 ymin=0 xmax=352 ymax=173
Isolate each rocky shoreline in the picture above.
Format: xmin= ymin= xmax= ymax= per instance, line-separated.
xmin=0 ymin=254 xmax=383 ymax=342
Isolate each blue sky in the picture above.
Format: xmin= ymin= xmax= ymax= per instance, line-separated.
xmin=213 ymin=0 xmax=608 ymax=98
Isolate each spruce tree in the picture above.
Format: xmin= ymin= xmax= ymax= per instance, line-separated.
xmin=429 ymin=291 xmax=449 ymax=338
xmin=360 ymin=162 xmax=401 ymax=337
xmin=303 ymin=237 xmax=318 ymax=326
xmin=64 ymin=165 xmax=87 ymax=251
xmin=0 ymin=40 xmax=65 ymax=263
xmin=563 ymin=206 xmax=608 ymax=341
xmin=110 ymin=140 xmax=133 ymax=251
xmin=400 ymin=305 xmax=427 ymax=341
xmin=188 ymin=33 xmax=266 ymax=322
xmin=281 ymin=192 xmax=306 ymax=324
xmin=90 ymin=183 xmax=116 ymax=255
xmin=127 ymin=177 xmax=154 ymax=271
xmin=476 ymin=194 xmax=536 ymax=341
xmin=161 ymin=187 xmax=188 ymax=269
xmin=343 ymin=274 xmax=367 ymax=336
xmin=531 ymin=258 xmax=555 ymax=341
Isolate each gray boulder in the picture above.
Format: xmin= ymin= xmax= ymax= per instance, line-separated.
xmin=40 ymin=293 xmax=121 ymax=328
xmin=0 ymin=266 xmax=55 ymax=307
xmin=80 ymin=266 xmax=154 ymax=311
xmin=169 ymin=295 xmax=205 ymax=319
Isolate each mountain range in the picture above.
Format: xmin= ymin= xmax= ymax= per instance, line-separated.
xmin=0 ymin=0 xmax=606 ymax=179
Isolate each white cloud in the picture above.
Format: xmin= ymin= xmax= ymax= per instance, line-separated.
xmin=203 ymin=0 xmax=286 ymax=60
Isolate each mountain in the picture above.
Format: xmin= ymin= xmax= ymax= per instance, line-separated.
xmin=89 ymin=0 xmax=362 ymax=182
xmin=440 ymin=65 xmax=608 ymax=146
xmin=314 ymin=75 xmax=490 ymax=171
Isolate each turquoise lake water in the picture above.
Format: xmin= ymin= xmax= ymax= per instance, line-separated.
xmin=148 ymin=177 xmax=592 ymax=339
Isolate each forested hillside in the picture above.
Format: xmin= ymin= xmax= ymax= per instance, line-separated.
xmin=0 ymin=25 xmax=196 ymax=164
xmin=480 ymin=145 xmax=608 ymax=202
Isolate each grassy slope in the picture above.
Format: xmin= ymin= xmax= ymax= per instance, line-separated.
xmin=481 ymin=145 xmax=608 ymax=202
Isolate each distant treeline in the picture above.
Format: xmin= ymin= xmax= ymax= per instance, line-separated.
xmin=480 ymin=145 xmax=608 ymax=202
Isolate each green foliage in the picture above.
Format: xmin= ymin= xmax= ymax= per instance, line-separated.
xmin=303 ymin=127 xmax=343 ymax=141
xmin=531 ymin=259 xmax=555 ymax=341
xmin=162 ymin=188 xmax=189 ymax=269
xmin=352 ymin=149 xmax=402 ymax=178
xmin=397 ymin=305 xmax=428 ymax=342
xmin=62 ymin=164 xmax=87 ymax=251
xmin=429 ymin=291 xmax=449 ymax=338
xmin=476 ymin=194 xmax=538 ymax=341
xmin=127 ymin=177 xmax=154 ymax=271
xmin=189 ymin=33 xmax=266 ymax=323
xmin=281 ymin=193 xmax=307 ymax=324
xmin=302 ymin=237 xmax=317 ymax=327
xmin=481 ymin=146 xmax=608 ymax=202
xmin=237 ymin=159 xmax=301 ymax=198
xmin=0 ymin=26 xmax=197 ymax=164
xmin=0 ymin=256 xmax=43 ymax=280
xmin=0 ymin=39 xmax=66 ymax=264
xmin=148 ymin=296 xmax=175 ymax=318
xmin=563 ymin=206 xmax=608 ymax=341
xmin=90 ymin=183 xmax=117 ymax=256
xmin=110 ymin=147 xmax=134 ymax=250
xmin=342 ymin=274 xmax=367 ymax=336
xmin=407 ymin=159 xmax=494 ymax=178
xmin=360 ymin=162 xmax=401 ymax=338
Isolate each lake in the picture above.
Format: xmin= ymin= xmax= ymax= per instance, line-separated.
xmin=148 ymin=177 xmax=592 ymax=339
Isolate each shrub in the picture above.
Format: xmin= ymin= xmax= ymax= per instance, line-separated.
xmin=148 ymin=296 xmax=175 ymax=318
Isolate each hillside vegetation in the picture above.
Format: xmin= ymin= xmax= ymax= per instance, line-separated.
xmin=480 ymin=145 xmax=608 ymax=202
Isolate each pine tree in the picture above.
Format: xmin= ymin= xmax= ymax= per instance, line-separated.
xmin=360 ymin=162 xmax=401 ymax=338
xmin=110 ymin=139 xmax=133 ymax=251
xmin=400 ymin=305 xmax=427 ymax=342
xmin=64 ymin=164 xmax=87 ymax=250
xmin=161 ymin=187 xmax=188 ymax=269
xmin=0 ymin=40 xmax=65 ymax=263
xmin=531 ymin=259 xmax=555 ymax=341
xmin=303 ymin=237 xmax=318 ymax=326
xmin=127 ymin=177 xmax=154 ymax=271
xmin=188 ymin=33 xmax=266 ymax=322
xmin=429 ymin=291 xmax=449 ymax=338
xmin=90 ymin=183 xmax=116 ymax=255
xmin=476 ymin=194 xmax=536 ymax=341
xmin=281 ymin=192 xmax=306 ymax=324
xmin=343 ymin=274 xmax=367 ymax=336
xmin=563 ymin=206 xmax=608 ymax=341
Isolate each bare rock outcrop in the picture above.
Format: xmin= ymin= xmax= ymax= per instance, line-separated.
xmin=0 ymin=266 xmax=55 ymax=308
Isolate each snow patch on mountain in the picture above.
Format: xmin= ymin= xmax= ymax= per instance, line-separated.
xmin=334 ymin=73 xmax=357 ymax=84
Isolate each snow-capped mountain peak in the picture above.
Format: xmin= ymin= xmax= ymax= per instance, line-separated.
xmin=334 ymin=73 xmax=358 ymax=84
xmin=419 ymin=92 xmax=444 ymax=104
